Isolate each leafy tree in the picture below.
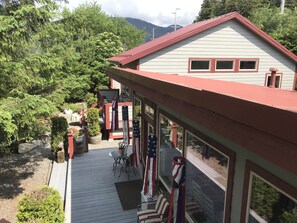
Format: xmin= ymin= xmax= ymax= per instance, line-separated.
xmin=250 ymin=7 xmax=297 ymax=54
xmin=196 ymin=0 xmax=297 ymax=54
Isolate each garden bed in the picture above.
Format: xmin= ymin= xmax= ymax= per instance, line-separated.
xmin=0 ymin=146 xmax=52 ymax=222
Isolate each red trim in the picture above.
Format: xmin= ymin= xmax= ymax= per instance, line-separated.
xmin=264 ymin=72 xmax=283 ymax=88
xmin=240 ymin=161 xmax=297 ymax=223
xmin=189 ymin=58 xmax=259 ymax=73
xmin=108 ymin=12 xmax=297 ymax=66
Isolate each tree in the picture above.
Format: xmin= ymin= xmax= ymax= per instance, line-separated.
xmin=250 ymin=7 xmax=297 ymax=54
xmin=196 ymin=0 xmax=297 ymax=55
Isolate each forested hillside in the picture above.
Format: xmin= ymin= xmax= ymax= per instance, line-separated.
xmin=0 ymin=0 xmax=145 ymax=148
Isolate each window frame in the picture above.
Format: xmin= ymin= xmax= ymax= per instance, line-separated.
xmin=184 ymin=129 xmax=235 ymax=223
xmin=264 ymin=72 xmax=283 ymax=88
xmin=215 ymin=59 xmax=235 ymax=72
xmin=189 ymin=58 xmax=212 ymax=72
xmin=240 ymin=161 xmax=297 ymax=222
xmin=188 ymin=58 xmax=259 ymax=73
xmin=238 ymin=59 xmax=259 ymax=72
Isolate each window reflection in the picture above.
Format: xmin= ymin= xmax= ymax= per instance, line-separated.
xmin=159 ymin=114 xmax=183 ymax=188
xmin=248 ymin=174 xmax=297 ymax=223
xmin=134 ymin=97 xmax=142 ymax=120
xmin=185 ymin=131 xmax=229 ymax=223
xmin=145 ymin=104 xmax=154 ymax=118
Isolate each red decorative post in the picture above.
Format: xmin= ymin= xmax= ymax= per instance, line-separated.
xmin=68 ymin=132 xmax=74 ymax=159
xmin=269 ymin=67 xmax=278 ymax=88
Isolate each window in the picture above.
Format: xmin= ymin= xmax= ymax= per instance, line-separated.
xmin=216 ymin=60 xmax=234 ymax=70
xmin=145 ymin=104 xmax=154 ymax=118
xmin=239 ymin=60 xmax=257 ymax=70
xmin=190 ymin=60 xmax=210 ymax=71
xmin=247 ymin=174 xmax=297 ymax=223
xmin=189 ymin=58 xmax=259 ymax=73
xmin=159 ymin=114 xmax=183 ymax=189
xmin=265 ymin=73 xmax=282 ymax=88
xmin=185 ymin=131 xmax=229 ymax=223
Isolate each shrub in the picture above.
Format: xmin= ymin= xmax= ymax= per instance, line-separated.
xmin=87 ymin=108 xmax=100 ymax=137
xmin=16 ymin=186 xmax=64 ymax=223
xmin=86 ymin=97 xmax=97 ymax=108
xmin=50 ymin=116 xmax=68 ymax=152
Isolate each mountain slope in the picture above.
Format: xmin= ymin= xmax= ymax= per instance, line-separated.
xmin=125 ymin=17 xmax=182 ymax=42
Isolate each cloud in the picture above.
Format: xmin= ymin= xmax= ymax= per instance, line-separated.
xmin=65 ymin=0 xmax=202 ymax=27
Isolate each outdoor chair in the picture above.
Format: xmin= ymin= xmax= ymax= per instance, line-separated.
xmin=119 ymin=153 xmax=136 ymax=179
xmin=137 ymin=194 xmax=169 ymax=223
xmin=139 ymin=201 xmax=169 ymax=222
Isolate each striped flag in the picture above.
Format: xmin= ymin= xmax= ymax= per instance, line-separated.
xmin=142 ymin=135 xmax=157 ymax=197
xmin=133 ymin=120 xmax=140 ymax=167
xmin=122 ymin=106 xmax=130 ymax=145
xmin=168 ymin=156 xmax=186 ymax=223
xmin=111 ymin=98 xmax=118 ymax=131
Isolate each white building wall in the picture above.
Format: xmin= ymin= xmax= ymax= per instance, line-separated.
xmin=139 ymin=20 xmax=296 ymax=90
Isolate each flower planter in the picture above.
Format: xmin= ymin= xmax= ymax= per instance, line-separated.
xmin=74 ymin=135 xmax=84 ymax=155
xmin=88 ymin=133 xmax=102 ymax=144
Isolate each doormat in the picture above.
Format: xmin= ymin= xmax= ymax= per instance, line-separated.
xmin=114 ymin=179 xmax=143 ymax=210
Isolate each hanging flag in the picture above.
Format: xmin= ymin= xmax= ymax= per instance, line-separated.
xmin=133 ymin=120 xmax=140 ymax=167
xmin=168 ymin=156 xmax=186 ymax=223
xmin=111 ymin=98 xmax=118 ymax=131
xmin=122 ymin=105 xmax=130 ymax=145
xmin=142 ymin=135 xmax=157 ymax=197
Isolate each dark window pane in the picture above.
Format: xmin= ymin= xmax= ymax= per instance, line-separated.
xmin=191 ymin=60 xmax=210 ymax=70
xmin=216 ymin=60 xmax=234 ymax=70
xmin=185 ymin=131 xmax=228 ymax=223
xmin=240 ymin=61 xmax=256 ymax=70
xmin=159 ymin=114 xmax=183 ymax=188
xmin=248 ymin=175 xmax=297 ymax=223
xmin=267 ymin=76 xmax=280 ymax=88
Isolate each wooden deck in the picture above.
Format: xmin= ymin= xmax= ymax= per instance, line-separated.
xmin=65 ymin=147 xmax=141 ymax=223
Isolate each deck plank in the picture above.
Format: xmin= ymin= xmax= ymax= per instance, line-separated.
xmin=65 ymin=147 xmax=140 ymax=223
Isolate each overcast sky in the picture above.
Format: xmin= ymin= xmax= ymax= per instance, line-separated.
xmin=61 ymin=0 xmax=204 ymax=27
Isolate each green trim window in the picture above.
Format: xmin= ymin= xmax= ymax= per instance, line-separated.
xmin=159 ymin=114 xmax=183 ymax=189
xmin=185 ymin=131 xmax=229 ymax=223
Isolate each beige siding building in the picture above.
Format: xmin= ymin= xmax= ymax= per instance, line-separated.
xmin=110 ymin=12 xmax=297 ymax=91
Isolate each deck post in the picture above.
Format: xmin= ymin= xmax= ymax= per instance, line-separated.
xmin=68 ymin=132 xmax=74 ymax=159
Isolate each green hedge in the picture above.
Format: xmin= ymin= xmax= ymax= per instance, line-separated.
xmin=16 ymin=186 xmax=64 ymax=223
xmin=50 ymin=116 xmax=68 ymax=152
xmin=87 ymin=108 xmax=100 ymax=137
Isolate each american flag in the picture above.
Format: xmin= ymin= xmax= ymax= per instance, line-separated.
xmin=122 ymin=106 xmax=129 ymax=145
xmin=168 ymin=156 xmax=186 ymax=223
xmin=142 ymin=135 xmax=157 ymax=197
xmin=133 ymin=120 xmax=140 ymax=167
xmin=111 ymin=98 xmax=118 ymax=131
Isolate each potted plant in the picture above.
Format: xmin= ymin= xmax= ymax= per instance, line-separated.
xmin=73 ymin=129 xmax=84 ymax=155
xmin=118 ymin=142 xmax=126 ymax=156
xmin=50 ymin=116 xmax=68 ymax=162
xmin=87 ymin=108 xmax=101 ymax=144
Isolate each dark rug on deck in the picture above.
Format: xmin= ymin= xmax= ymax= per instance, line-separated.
xmin=115 ymin=179 xmax=143 ymax=210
